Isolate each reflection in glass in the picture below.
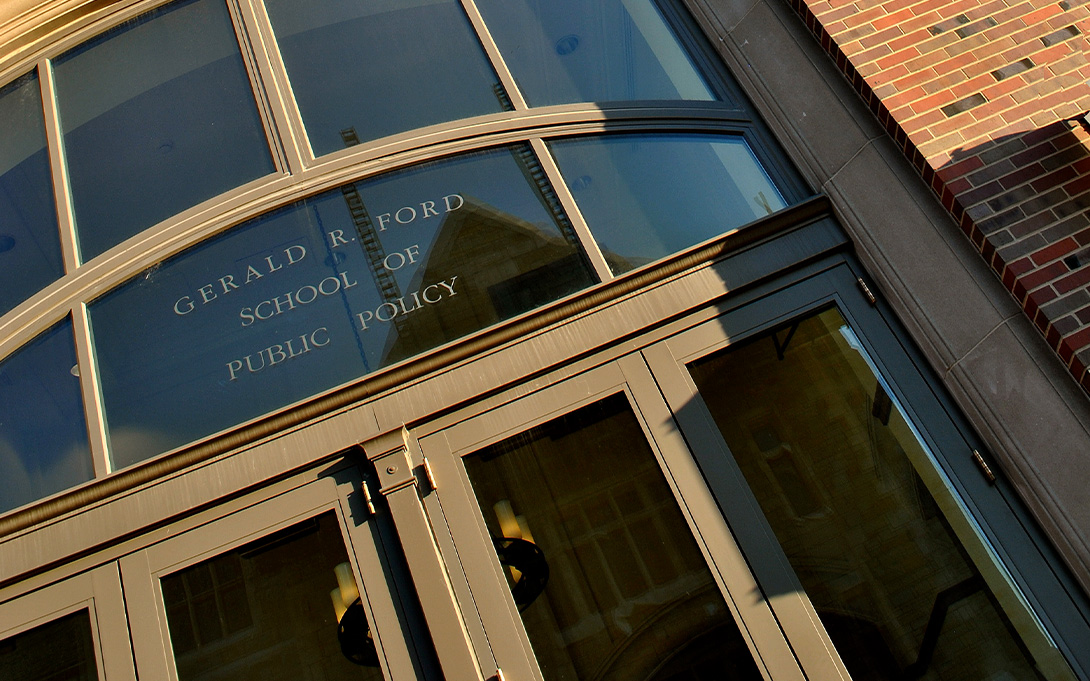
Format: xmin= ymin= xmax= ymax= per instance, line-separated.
xmin=264 ymin=0 xmax=507 ymax=157
xmin=0 ymin=317 xmax=92 ymax=514
xmin=162 ymin=513 xmax=383 ymax=681
xmin=0 ymin=71 xmax=65 ymax=317
xmin=549 ymin=133 xmax=787 ymax=274
xmin=689 ymin=307 xmax=1058 ymax=680
xmin=474 ymin=0 xmax=717 ymax=105
xmin=91 ymin=145 xmax=595 ymax=467
xmin=53 ymin=0 xmax=274 ymax=261
xmin=0 ymin=610 xmax=98 ymax=681
xmin=463 ymin=395 xmax=763 ymax=681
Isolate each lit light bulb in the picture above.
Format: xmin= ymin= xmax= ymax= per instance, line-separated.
xmin=334 ymin=562 xmax=360 ymax=606
xmin=515 ymin=515 xmax=534 ymax=544
xmin=493 ymin=500 xmax=521 ymax=539
xmin=331 ymin=588 xmax=348 ymax=621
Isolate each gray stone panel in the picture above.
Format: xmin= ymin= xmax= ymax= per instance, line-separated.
xmin=951 ymin=316 xmax=1090 ymax=586
xmin=827 ymin=140 xmax=1010 ymax=367
xmin=721 ymin=0 xmax=883 ymax=184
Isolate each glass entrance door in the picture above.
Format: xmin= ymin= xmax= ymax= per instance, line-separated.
xmin=410 ymin=359 xmax=806 ymax=681
xmin=119 ymin=463 xmax=440 ymax=681
xmin=0 ymin=566 xmax=136 ymax=681
xmin=642 ymin=263 xmax=1086 ymax=681
xmin=406 ymin=262 xmax=1088 ymax=681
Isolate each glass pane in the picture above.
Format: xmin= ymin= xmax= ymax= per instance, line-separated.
xmin=0 ymin=71 xmax=65 ymax=318
xmin=90 ymin=145 xmax=595 ymax=468
xmin=689 ymin=307 xmax=1057 ymax=680
xmin=162 ymin=513 xmax=383 ymax=681
xmin=474 ymin=0 xmax=717 ymax=105
xmin=549 ymin=133 xmax=787 ymax=275
xmin=0 ymin=610 xmax=98 ymax=681
xmin=53 ymin=0 xmax=275 ymax=261
xmin=264 ymin=0 xmax=508 ymax=157
xmin=0 ymin=317 xmax=93 ymax=514
xmin=463 ymin=394 xmax=763 ymax=681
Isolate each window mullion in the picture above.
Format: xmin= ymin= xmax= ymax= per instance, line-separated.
xmin=72 ymin=302 xmax=111 ymax=478
xmin=529 ymin=137 xmax=613 ymax=282
xmin=230 ymin=0 xmax=308 ymax=174
xmin=457 ymin=0 xmax=529 ymax=112
xmin=38 ymin=57 xmax=79 ymax=271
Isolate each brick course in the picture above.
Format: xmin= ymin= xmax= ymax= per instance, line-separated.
xmin=788 ymin=0 xmax=1090 ymax=391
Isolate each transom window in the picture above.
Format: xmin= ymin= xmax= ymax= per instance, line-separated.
xmin=0 ymin=0 xmax=803 ymax=505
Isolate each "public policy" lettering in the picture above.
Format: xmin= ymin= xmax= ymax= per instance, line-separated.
xmin=226 ymin=327 xmax=331 ymax=381
xmin=356 ymin=276 xmax=458 ymax=330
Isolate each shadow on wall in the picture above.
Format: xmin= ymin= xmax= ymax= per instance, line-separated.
xmin=937 ymin=118 xmax=1090 ymax=385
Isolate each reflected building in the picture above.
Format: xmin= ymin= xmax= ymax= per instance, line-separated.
xmin=1 ymin=1 xmax=1090 ymax=681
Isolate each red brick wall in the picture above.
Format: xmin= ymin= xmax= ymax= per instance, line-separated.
xmin=788 ymin=0 xmax=1090 ymax=389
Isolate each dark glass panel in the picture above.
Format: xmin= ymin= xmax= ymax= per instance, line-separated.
xmin=0 ymin=317 xmax=93 ymax=514
xmin=162 ymin=513 xmax=383 ymax=681
xmin=0 ymin=71 xmax=65 ymax=317
xmin=0 ymin=610 xmax=98 ymax=681
xmin=53 ymin=0 xmax=274 ymax=261
xmin=463 ymin=395 xmax=763 ymax=681
xmin=549 ymin=133 xmax=786 ymax=274
xmin=473 ymin=0 xmax=717 ymax=106
xmin=689 ymin=307 xmax=1051 ymax=680
xmin=90 ymin=145 xmax=594 ymax=467
xmin=264 ymin=0 xmax=507 ymax=157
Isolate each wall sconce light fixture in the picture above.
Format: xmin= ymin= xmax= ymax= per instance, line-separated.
xmin=331 ymin=562 xmax=379 ymax=666
xmin=493 ymin=500 xmax=549 ymax=610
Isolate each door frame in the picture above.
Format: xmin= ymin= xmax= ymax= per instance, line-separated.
xmin=388 ymin=257 xmax=1090 ymax=680
xmin=400 ymin=356 xmax=808 ymax=681
xmin=0 ymin=563 xmax=136 ymax=681
xmin=118 ymin=460 xmax=437 ymax=681
xmin=640 ymin=261 xmax=1089 ymax=679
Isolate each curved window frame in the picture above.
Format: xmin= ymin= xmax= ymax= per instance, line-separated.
xmin=0 ymin=0 xmax=806 ymax=494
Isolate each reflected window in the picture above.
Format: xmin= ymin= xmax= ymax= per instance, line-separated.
xmin=549 ymin=133 xmax=787 ymax=274
xmin=463 ymin=395 xmax=763 ymax=681
xmin=53 ymin=0 xmax=274 ymax=261
xmin=474 ymin=0 xmax=718 ymax=105
xmin=0 ymin=317 xmax=92 ymax=514
xmin=264 ymin=0 xmax=508 ymax=157
xmin=90 ymin=145 xmax=595 ymax=467
xmin=0 ymin=71 xmax=64 ymax=317
xmin=689 ymin=307 xmax=1064 ymax=680
xmin=0 ymin=610 xmax=98 ymax=681
xmin=162 ymin=513 xmax=383 ymax=681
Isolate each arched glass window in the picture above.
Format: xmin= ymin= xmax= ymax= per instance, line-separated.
xmin=0 ymin=0 xmax=803 ymax=490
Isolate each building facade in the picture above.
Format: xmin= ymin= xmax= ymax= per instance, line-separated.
xmin=1 ymin=0 xmax=1089 ymax=679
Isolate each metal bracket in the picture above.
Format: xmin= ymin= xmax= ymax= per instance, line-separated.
xmin=360 ymin=480 xmax=377 ymax=515
xmin=971 ymin=449 xmax=997 ymax=485
xmin=422 ymin=456 xmax=438 ymax=491
xmin=856 ymin=277 xmax=877 ymax=306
